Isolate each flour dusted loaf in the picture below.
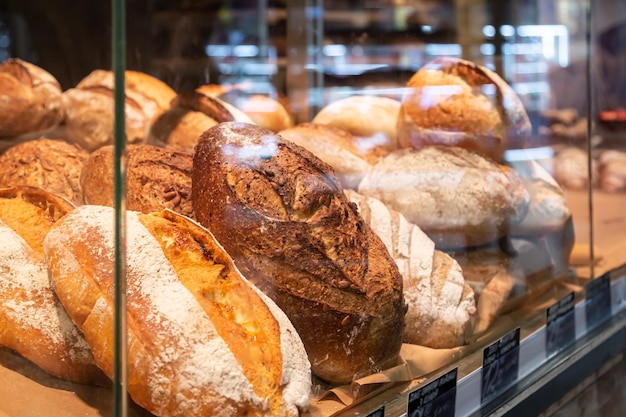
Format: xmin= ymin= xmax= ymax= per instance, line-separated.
xmin=345 ymin=189 xmax=476 ymax=348
xmin=0 ymin=138 xmax=88 ymax=206
xmin=44 ymin=205 xmax=311 ymax=417
xmin=358 ymin=146 xmax=530 ymax=249
xmin=0 ymin=58 xmax=64 ymax=137
xmin=0 ymin=186 xmax=104 ymax=384
xmin=81 ymin=144 xmax=193 ymax=218
xmin=192 ymin=122 xmax=406 ymax=384
xmin=397 ymin=57 xmax=531 ymax=162
xmin=63 ymin=70 xmax=177 ymax=151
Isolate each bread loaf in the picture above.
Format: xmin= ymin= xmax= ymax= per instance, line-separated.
xmin=0 ymin=58 xmax=64 ymax=137
xmin=81 ymin=144 xmax=193 ymax=218
xmin=63 ymin=70 xmax=177 ymax=151
xmin=278 ymin=123 xmax=378 ymax=190
xmin=0 ymin=186 xmax=105 ymax=384
xmin=148 ymin=87 xmax=254 ymax=153
xmin=345 ymin=189 xmax=476 ymax=348
xmin=192 ymin=122 xmax=406 ymax=384
xmin=0 ymin=138 xmax=88 ymax=206
xmin=508 ymin=160 xmax=571 ymax=235
xmin=196 ymin=84 xmax=295 ymax=132
xmin=44 ymin=205 xmax=311 ymax=417
xmin=397 ymin=57 xmax=531 ymax=162
xmin=312 ymin=95 xmax=401 ymax=152
xmin=357 ymin=146 xmax=530 ymax=249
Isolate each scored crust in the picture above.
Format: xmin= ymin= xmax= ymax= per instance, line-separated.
xmin=0 ymin=58 xmax=64 ymax=137
xmin=397 ymin=57 xmax=531 ymax=162
xmin=81 ymin=144 xmax=193 ymax=218
xmin=0 ymin=186 xmax=105 ymax=384
xmin=0 ymin=138 xmax=89 ymax=206
xmin=44 ymin=205 xmax=311 ymax=417
xmin=192 ymin=121 xmax=406 ymax=384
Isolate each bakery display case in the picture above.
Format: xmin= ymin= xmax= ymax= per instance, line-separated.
xmin=1 ymin=0 xmax=626 ymax=416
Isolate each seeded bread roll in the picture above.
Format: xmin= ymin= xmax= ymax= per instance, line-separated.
xmin=62 ymin=70 xmax=177 ymax=151
xmin=81 ymin=144 xmax=193 ymax=218
xmin=44 ymin=205 xmax=311 ymax=417
xmin=397 ymin=57 xmax=531 ymax=162
xmin=192 ymin=122 xmax=406 ymax=385
xmin=0 ymin=186 xmax=105 ymax=384
xmin=0 ymin=138 xmax=88 ymax=206
xmin=0 ymin=58 xmax=64 ymax=137
xmin=345 ymin=189 xmax=476 ymax=348
xmin=358 ymin=146 xmax=530 ymax=249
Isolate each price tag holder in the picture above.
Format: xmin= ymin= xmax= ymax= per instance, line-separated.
xmin=546 ymin=291 xmax=576 ymax=357
xmin=585 ymin=273 xmax=612 ymax=331
xmin=365 ymin=405 xmax=384 ymax=417
xmin=407 ymin=368 xmax=457 ymax=417
xmin=481 ymin=327 xmax=520 ymax=405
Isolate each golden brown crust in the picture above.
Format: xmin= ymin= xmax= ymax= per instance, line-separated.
xmin=44 ymin=205 xmax=311 ymax=417
xmin=81 ymin=144 xmax=193 ymax=218
xmin=63 ymin=70 xmax=177 ymax=151
xmin=0 ymin=138 xmax=88 ymax=205
xmin=0 ymin=186 xmax=106 ymax=384
xmin=196 ymin=84 xmax=295 ymax=132
xmin=192 ymin=122 xmax=406 ymax=384
xmin=397 ymin=57 xmax=531 ymax=162
xmin=0 ymin=59 xmax=64 ymax=137
xmin=147 ymin=105 xmax=218 ymax=152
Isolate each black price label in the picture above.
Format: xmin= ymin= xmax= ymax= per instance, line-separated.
xmin=365 ymin=405 xmax=384 ymax=417
xmin=407 ymin=368 xmax=457 ymax=417
xmin=585 ymin=273 xmax=612 ymax=331
xmin=546 ymin=291 xmax=576 ymax=357
xmin=481 ymin=327 xmax=520 ymax=405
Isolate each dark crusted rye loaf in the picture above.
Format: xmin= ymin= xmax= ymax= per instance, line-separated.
xmin=191 ymin=121 xmax=406 ymax=384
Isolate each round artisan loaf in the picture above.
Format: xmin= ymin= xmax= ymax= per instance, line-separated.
xmin=196 ymin=84 xmax=295 ymax=132
xmin=278 ymin=123 xmax=379 ymax=190
xmin=312 ymin=95 xmax=401 ymax=152
xmin=192 ymin=122 xmax=406 ymax=384
xmin=148 ymin=86 xmax=254 ymax=153
xmin=44 ymin=205 xmax=311 ymax=417
xmin=345 ymin=189 xmax=476 ymax=348
xmin=63 ymin=69 xmax=177 ymax=151
xmin=397 ymin=57 xmax=531 ymax=162
xmin=0 ymin=138 xmax=88 ymax=206
xmin=81 ymin=144 xmax=193 ymax=218
xmin=0 ymin=186 xmax=105 ymax=384
xmin=358 ymin=146 xmax=530 ymax=249
xmin=0 ymin=58 xmax=64 ymax=138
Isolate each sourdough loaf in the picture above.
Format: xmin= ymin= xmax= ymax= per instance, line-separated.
xmin=397 ymin=57 xmax=531 ymax=162
xmin=278 ymin=123 xmax=378 ymax=190
xmin=192 ymin=122 xmax=406 ymax=384
xmin=0 ymin=186 xmax=105 ymax=384
xmin=312 ymin=95 xmax=401 ymax=152
xmin=44 ymin=205 xmax=311 ymax=417
xmin=148 ymin=87 xmax=254 ymax=153
xmin=81 ymin=144 xmax=193 ymax=218
xmin=0 ymin=138 xmax=88 ymax=206
xmin=357 ymin=146 xmax=530 ymax=249
xmin=196 ymin=84 xmax=295 ymax=132
xmin=345 ymin=189 xmax=476 ymax=348
xmin=0 ymin=58 xmax=64 ymax=137
xmin=63 ymin=70 xmax=177 ymax=151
